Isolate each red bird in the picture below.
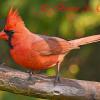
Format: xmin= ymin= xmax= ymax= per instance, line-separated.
xmin=0 ymin=8 xmax=100 ymax=81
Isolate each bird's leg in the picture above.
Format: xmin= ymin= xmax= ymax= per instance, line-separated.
xmin=54 ymin=62 xmax=61 ymax=83
xmin=27 ymin=70 xmax=34 ymax=81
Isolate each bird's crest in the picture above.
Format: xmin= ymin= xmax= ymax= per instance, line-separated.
xmin=5 ymin=7 xmax=24 ymax=30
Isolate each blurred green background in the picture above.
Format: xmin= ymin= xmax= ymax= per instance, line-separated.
xmin=0 ymin=0 xmax=100 ymax=100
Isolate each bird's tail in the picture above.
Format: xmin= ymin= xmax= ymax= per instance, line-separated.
xmin=69 ymin=35 xmax=100 ymax=48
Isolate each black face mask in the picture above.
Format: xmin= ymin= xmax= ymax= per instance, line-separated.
xmin=4 ymin=30 xmax=14 ymax=36
xmin=4 ymin=29 xmax=14 ymax=49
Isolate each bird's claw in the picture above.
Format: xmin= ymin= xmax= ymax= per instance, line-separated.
xmin=54 ymin=75 xmax=61 ymax=85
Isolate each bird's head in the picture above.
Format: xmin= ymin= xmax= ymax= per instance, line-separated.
xmin=0 ymin=8 xmax=24 ymax=40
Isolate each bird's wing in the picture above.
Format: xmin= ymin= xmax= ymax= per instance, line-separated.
xmin=32 ymin=35 xmax=74 ymax=55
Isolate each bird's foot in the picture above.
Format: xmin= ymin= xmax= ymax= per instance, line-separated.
xmin=27 ymin=71 xmax=49 ymax=81
xmin=54 ymin=75 xmax=61 ymax=85
xmin=27 ymin=70 xmax=34 ymax=81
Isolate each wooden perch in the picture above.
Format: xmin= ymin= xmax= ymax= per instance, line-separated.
xmin=0 ymin=64 xmax=100 ymax=100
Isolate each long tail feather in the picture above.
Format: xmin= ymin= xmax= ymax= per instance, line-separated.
xmin=69 ymin=35 xmax=100 ymax=48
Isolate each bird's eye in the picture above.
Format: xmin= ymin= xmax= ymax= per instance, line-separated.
xmin=4 ymin=29 xmax=14 ymax=36
xmin=4 ymin=29 xmax=14 ymax=33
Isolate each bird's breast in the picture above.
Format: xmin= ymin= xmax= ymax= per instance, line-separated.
xmin=10 ymin=46 xmax=59 ymax=70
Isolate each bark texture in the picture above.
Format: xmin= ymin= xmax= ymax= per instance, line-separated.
xmin=0 ymin=64 xmax=100 ymax=100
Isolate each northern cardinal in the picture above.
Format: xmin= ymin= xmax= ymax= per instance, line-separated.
xmin=0 ymin=8 xmax=100 ymax=82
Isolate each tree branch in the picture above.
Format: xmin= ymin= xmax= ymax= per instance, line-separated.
xmin=0 ymin=64 xmax=100 ymax=100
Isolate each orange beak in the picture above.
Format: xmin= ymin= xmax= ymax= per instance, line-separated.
xmin=0 ymin=31 xmax=8 ymax=40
